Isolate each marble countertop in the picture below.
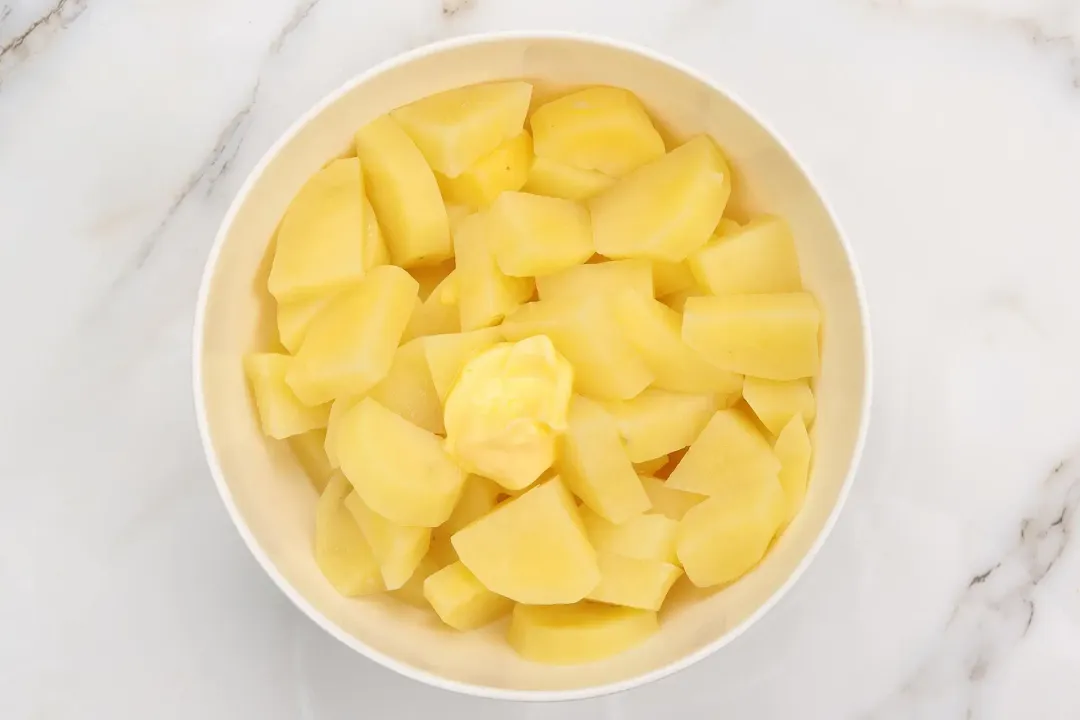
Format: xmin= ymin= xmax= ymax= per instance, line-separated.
xmin=3 ymin=0 xmax=1080 ymax=717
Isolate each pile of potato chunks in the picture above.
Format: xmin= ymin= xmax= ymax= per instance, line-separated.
xmin=244 ymin=81 xmax=819 ymax=665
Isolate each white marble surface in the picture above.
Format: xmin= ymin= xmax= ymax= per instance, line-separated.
xmin=2 ymin=0 xmax=1080 ymax=717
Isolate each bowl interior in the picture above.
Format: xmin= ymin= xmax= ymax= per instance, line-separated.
xmin=197 ymin=35 xmax=869 ymax=698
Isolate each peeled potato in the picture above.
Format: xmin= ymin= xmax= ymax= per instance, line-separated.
xmin=590 ymin=136 xmax=731 ymax=262
xmin=587 ymin=553 xmax=682 ymax=611
xmin=336 ymin=398 xmax=466 ymax=527
xmin=286 ymin=265 xmax=418 ymax=405
xmin=535 ymin=259 xmax=652 ymax=303
xmin=453 ymin=212 xmax=534 ymax=331
xmin=366 ymin=338 xmax=445 ymax=435
xmin=402 ymin=270 xmax=460 ymax=342
xmin=666 ymin=409 xmax=781 ymax=497
xmin=682 ymin=293 xmax=821 ymax=380
xmin=288 ymin=429 xmax=334 ymax=492
xmin=774 ymin=415 xmax=812 ymax=524
xmin=409 ymin=259 xmax=455 ymax=301
xmin=451 ymin=479 xmax=599 ymax=604
xmin=639 ymin=476 xmax=704 ymax=521
xmin=323 ymin=395 xmax=360 ymax=469
xmin=277 ymin=290 xmax=340 ymax=354
xmin=601 ymin=389 xmax=716 ymax=464
xmin=424 ymin=561 xmax=514 ymax=630
xmin=344 ymin=492 xmax=431 ymax=590
xmin=530 ymin=87 xmax=665 ymax=176
xmin=743 ymin=377 xmax=817 ymax=436
xmin=523 ymin=156 xmax=614 ymax=200
xmin=423 ymin=327 xmax=504 ymax=402
xmin=508 ymin=603 xmax=658 ymax=665
xmin=392 ymin=537 xmax=457 ymax=608
xmin=688 ymin=216 xmax=801 ymax=296
xmin=580 ymin=507 xmax=679 ymax=565
xmin=244 ymin=353 xmax=330 ymax=439
xmin=391 ymin=81 xmax=532 ymax=178
xmin=315 ymin=474 xmax=384 ymax=596
xmin=652 ymin=259 xmax=696 ymax=297
xmin=488 ymin=192 xmax=594 ymax=277
xmin=437 ymin=132 xmax=532 ymax=209
xmin=437 ymin=475 xmax=503 ymax=538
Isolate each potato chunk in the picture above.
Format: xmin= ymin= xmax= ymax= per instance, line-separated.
xmin=488 ymin=192 xmax=594 ymax=277
xmin=344 ymin=492 xmax=431 ymax=590
xmin=315 ymin=474 xmax=384 ymax=596
xmin=601 ymin=389 xmax=716 ymax=464
xmin=508 ymin=603 xmax=658 ymax=665
xmin=402 ymin=270 xmax=460 ymax=342
xmin=535 ymin=259 xmax=652 ymax=303
xmin=336 ymin=398 xmax=466 ymax=527
xmin=688 ymin=216 xmax=801 ymax=295
xmin=366 ymin=338 xmax=444 ymax=435
xmin=286 ymin=265 xmax=418 ymax=405
xmin=530 ymin=87 xmax=665 ymax=176
xmin=391 ymin=537 xmax=457 ymax=607
xmin=451 ymin=479 xmax=599 ymax=604
xmin=580 ymin=507 xmax=679 ymax=565
xmin=523 ymin=156 xmax=614 ymax=200
xmin=422 ymin=327 xmax=504 ymax=402
xmin=639 ymin=476 xmax=704 ymax=521
xmin=590 ymin=136 xmax=731 ymax=262
xmin=774 ymin=415 xmax=812 ymax=524
xmin=587 ymin=553 xmax=682 ymax=611
xmin=652 ymin=259 xmax=696 ymax=297
xmin=437 ymin=475 xmax=504 ymax=538
xmin=288 ymin=429 xmax=334 ymax=492
xmin=666 ymin=409 xmax=781 ymax=497
xmin=277 ymin=290 xmax=339 ymax=354
xmin=437 ymin=132 xmax=532 ymax=208
xmin=391 ymin=81 xmax=532 ymax=178
xmin=424 ymin=561 xmax=514 ymax=630
xmin=354 ymin=115 xmax=451 ymax=267
xmin=453 ymin=212 xmax=533 ymax=331
xmin=743 ymin=377 xmax=816 ymax=436
xmin=268 ymin=158 xmax=366 ymax=302
xmin=558 ymin=395 xmax=651 ymax=523
xmin=682 ymin=293 xmax=821 ymax=380
xmin=243 ymin=353 xmax=330 ymax=439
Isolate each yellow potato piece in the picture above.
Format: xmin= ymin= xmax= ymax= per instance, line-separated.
xmin=437 ymin=132 xmax=532 ymax=209
xmin=423 ymin=327 xmax=504 ymax=402
xmin=530 ymin=87 xmax=665 ymax=176
xmin=658 ymin=285 xmax=706 ymax=313
xmin=523 ymin=156 xmax=615 ymax=200
xmin=666 ymin=409 xmax=781 ymax=497
xmin=288 ymin=429 xmax=334 ymax=492
xmin=402 ymin=270 xmax=460 ymax=342
xmin=424 ymin=561 xmax=514 ymax=631
xmin=244 ymin=353 xmax=330 ymax=439
xmin=587 ymin=553 xmax=682 ymax=611
xmin=365 ymin=338 xmax=445 ymax=435
xmin=590 ymin=135 xmax=731 ymax=262
xmin=315 ymin=474 xmax=385 ymax=596
xmin=535 ymin=259 xmax=653 ymax=303
xmin=354 ymin=115 xmax=451 ymax=267
xmin=437 ymin=475 xmax=504 ymax=538
xmin=682 ymin=293 xmax=821 ymax=380
xmin=502 ymin=298 xmax=653 ymax=401
xmin=409 ymin=258 xmax=455 ymax=301
xmin=336 ymin=398 xmax=466 ymax=527
xmin=677 ymin=473 xmax=786 ymax=587
xmin=323 ymin=395 xmax=360 ymax=469
xmin=558 ymin=395 xmax=650 ymax=523
xmin=344 ymin=492 xmax=431 ymax=590
xmin=639 ymin=476 xmax=705 ymax=522
xmin=268 ymin=158 xmax=366 ymax=302
xmin=652 ymin=259 xmax=696 ymax=297
xmin=392 ymin=536 xmax=457 ymax=608
xmin=488 ymin=192 xmax=594 ymax=277
xmin=742 ymin=377 xmax=817 ymax=436
xmin=633 ymin=455 xmax=669 ymax=476
xmin=451 ymin=479 xmax=599 ymax=604
xmin=286 ymin=265 xmax=418 ymax=405
xmin=508 ymin=603 xmax=658 ymax=665
xmin=774 ymin=415 xmax=812 ymax=524
xmin=453 ymin=212 xmax=533 ymax=331
xmin=688 ymin=216 xmax=802 ymax=296
xmin=391 ymin=81 xmax=532 ymax=178
xmin=580 ymin=507 xmax=679 ymax=565
xmin=613 ymin=291 xmax=743 ymax=396
xmin=361 ymin=196 xmax=391 ymax=271
xmin=276 ymin=290 xmax=341 ymax=354
xmin=601 ymin=389 xmax=716 ymax=464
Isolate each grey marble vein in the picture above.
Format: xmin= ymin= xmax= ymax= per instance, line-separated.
xmin=864 ymin=456 xmax=1080 ymax=719
xmin=0 ymin=0 xmax=87 ymax=87
xmin=271 ymin=0 xmax=326 ymax=55
xmin=0 ymin=5 xmax=13 ymax=30
xmin=442 ymin=0 xmax=476 ymax=18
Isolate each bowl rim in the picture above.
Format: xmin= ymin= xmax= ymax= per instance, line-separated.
xmin=192 ymin=29 xmax=874 ymax=703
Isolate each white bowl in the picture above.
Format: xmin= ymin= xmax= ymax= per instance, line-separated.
xmin=193 ymin=32 xmax=872 ymax=702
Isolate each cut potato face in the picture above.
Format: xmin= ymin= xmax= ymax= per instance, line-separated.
xmin=523 ymin=156 xmax=615 ymax=200
xmin=424 ymin=561 xmax=514 ymax=630
xmin=315 ymin=474 xmax=385 ymax=596
xmin=437 ymin=132 xmax=532 ymax=209
xmin=508 ymin=603 xmax=658 ymax=665
xmin=590 ymin=135 xmax=731 ymax=262
xmin=530 ymin=87 xmax=665 ymax=176
xmin=587 ymin=553 xmax=682 ymax=611
xmin=286 ymin=265 xmax=418 ymax=405
xmin=677 ymin=473 xmax=786 ymax=587
xmin=354 ymin=115 xmax=451 ymax=267
xmin=391 ymin=536 xmax=457 ymax=607
xmin=366 ymin=338 xmax=445 ymax=435
xmin=336 ymin=398 xmax=466 ymax=527
xmin=502 ymin=298 xmax=653 ymax=401
xmin=451 ymin=479 xmax=599 ymax=604
xmin=391 ymin=81 xmax=532 ymax=178
xmin=580 ymin=507 xmax=679 ymax=565
xmin=666 ymin=409 xmax=781 ymax=497
xmin=402 ymin=270 xmax=460 ymax=342
xmin=437 ymin=475 xmax=504 ymax=538
xmin=639 ymin=476 xmax=704 ymax=521
xmin=453 ymin=212 xmax=534 ymax=331
xmin=288 ymin=429 xmax=334 ymax=492
xmin=268 ymin=158 xmax=366 ymax=302
xmin=408 ymin=258 xmax=455 ymax=301
xmin=277 ymin=290 xmax=341 ymax=355
xmin=558 ymin=395 xmax=651 ymax=524
xmin=361 ymin=196 xmax=391 ymax=271
xmin=244 ymin=353 xmax=330 ymax=439
xmin=323 ymin=395 xmax=360 ymax=469
xmin=535 ymin=259 xmax=653 ymax=303
xmin=688 ymin=216 xmax=801 ymax=296
xmin=488 ymin=192 xmax=594 ymax=277
xmin=344 ymin=492 xmax=431 ymax=590
xmin=613 ymin=291 xmax=743 ymax=396
xmin=652 ymin=259 xmax=696 ymax=297
xmin=774 ymin=415 xmax=812 ymax=524
xmin=682 ymin=293 xmax=821 ymax=380
xmin=742 ymin=377 xmax=817 ymax=436
xmin=423 ymin=327 xmax=504 ymax=402
xmin=601 ymin=389 xmax=716 ymax=464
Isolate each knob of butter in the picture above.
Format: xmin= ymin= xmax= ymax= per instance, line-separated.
xmin=443 ymin=335 xmax=573 ymax=491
